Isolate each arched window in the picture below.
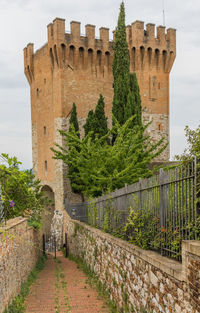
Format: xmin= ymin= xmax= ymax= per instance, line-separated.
xmin=155 ymin=49 xmax=160 ymax=69
xmin=132 ymin=47 xmax=136 ymax=71
xmin=105 ymin=51 xmax=110 ymax=68
xmin=79 ymin=47 xmax=84 ymax=68
xmin=147 ymin=47 xmax=152 ymax=66
xmin=97 ymin=50 xmax=102 ymax=66
xmin=88 ymin=48 xmax=93 ymax=67
xmin=140 ymin=46 xmax=145 ymax=67
xmin=61 ymin=44 xmax=66 ymax=63
xmin=49 ymin=48 xmax=54 ymax=69
xmin=69 ymin=45 xmax=75 ymax=66
xmin=163 ymin=50 xmax=167 ymax=70
xmin=54 ymin=45 xmax=59 ymax=66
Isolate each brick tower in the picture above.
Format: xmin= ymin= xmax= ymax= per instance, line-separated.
xmin=24 ymin=18 xmax=176 ymax=210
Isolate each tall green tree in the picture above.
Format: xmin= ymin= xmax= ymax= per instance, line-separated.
xmin=84 ymin=94 xmax=108 ymax=140
xmin=93 ymin=94 xmax=108 ymax=139
xmin=112 ymin=1 xmax=130 ymax=126
xmin=68 ymin=103 xmax=80 ymax=194
xmin=124 ymin=73 xmax=142 ymax=126
xmin=69 ymin=103 xmax=79 ymax=136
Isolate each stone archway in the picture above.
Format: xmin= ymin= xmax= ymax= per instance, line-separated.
xmin=41 ymin=185 xmax=55 ymax=237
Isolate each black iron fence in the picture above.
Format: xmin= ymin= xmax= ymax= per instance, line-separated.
xmin=65 ymin=159 xmax=200 ymax=261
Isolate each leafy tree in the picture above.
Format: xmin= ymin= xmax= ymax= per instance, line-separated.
xmin=112 ymin=1 xmax=130 ymax=126
xmin=84 ymin=94 xmax=108 ymax=140
xmin=175 ymin=125 xmax=200 ymax=160
xmin=52 ymin=116 xmax=166 ymax=198
xmin=69 ymin=103 xmax=79 ymax=136
xmin=0 ymin=154 xmax=48 ymax=228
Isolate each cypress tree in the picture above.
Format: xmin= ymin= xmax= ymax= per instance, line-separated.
xmin=68 ymin=103 xmax=80 ymax=193
xmin=112 ymin=1 xmax=130 ymax=126
xmin=93 ymin=94 xmax=108 ymax=139
xmin=84 ymin=110 xmax=95 ymax=138
xmin=69 ymin=103 xmax=79 ymax=136
xmin=124 ymin=73 xmax=142 ymax=127
xmin=84 ymin=94 xmax=108 ymax=140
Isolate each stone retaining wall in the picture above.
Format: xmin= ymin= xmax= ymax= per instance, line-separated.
xmin=0 ymin=217 xmax=41 ymax=313
xmin=64 ymin=212 xmax=200 ymax=313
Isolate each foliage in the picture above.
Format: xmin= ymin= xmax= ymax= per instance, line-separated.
xmin=52 ymin=115 xmax=166 ymax=198
xmin=112 ymin=1 xmax=130 ymax=126
xmin=124 ymin=207 xmax=158 ymax=250
xmin=3 ymin=255 xmax=46 ymax=313
xmin=0 ymin=154 xmax=48 ymax=227
xmin=124 ymin=73 xmax=142 ymax=128
xmin=112 ymin=3 xmax=142 ymax=133
xmin=69 ymin=103 xmax=79 ymax=136
xmin=175 ymin=124 xmax=200 ymax=160
xmin=84 ymin=94 xmax=108 ymax=140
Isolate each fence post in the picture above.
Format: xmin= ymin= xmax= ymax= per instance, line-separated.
xmin=42 ymin=234 xmax=46 ymax=256
xmin=65 ymin=233 xmax=68 ymax=257
xmin=159 ymin=168 xmax=165 ymax=255
xmin=0 ymin=184 xmax=4 ymax=223
xmin=159 ymin=168 xmax=165 ymax=227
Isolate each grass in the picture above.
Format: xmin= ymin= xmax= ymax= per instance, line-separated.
xmin=3 ymin=255 xmax=47 ymax=313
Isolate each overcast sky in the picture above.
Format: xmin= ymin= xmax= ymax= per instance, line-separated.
xmin=0 ymin=0 xmax=200 ymax=169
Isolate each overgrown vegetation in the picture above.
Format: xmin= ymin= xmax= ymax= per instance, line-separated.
xmin=52 ymin=116 xmax=166 ymax=198
xmin=3 ymin=255 xmax=46 ymax=313
xmin=0 ymin=154 xmax=49 ymax=228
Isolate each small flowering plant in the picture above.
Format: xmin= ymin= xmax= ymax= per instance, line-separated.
xmin=9 ymin=200 xmax=15 ymax=208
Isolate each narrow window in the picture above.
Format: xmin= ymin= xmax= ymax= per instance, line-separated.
xmin=88 ymin=48 xmax=93 ymax=68
xmin=79 ymin=47 xmax=84 ymax=68
xmin=105 ymin=51 xmax=110 ymax=68
xmin=140 ymin=46 xmax=145 ymax=68
xmin=36 ymin=88 xmax=39 ymax=97
xmin=155 ymin=49 xmax=160 ymax=69
xmin=45 ymin=161 xmax=47 ymax=173
xmin=61 ymin=44 xmax=66 ymax=63
xmin=44 ymin=126 xmax=46 ymax=135
xmin=44 ymin=78 xmax=46 ymax=84
xmin=97 ymin=50 xmax=102 ymax=66
xmin=148 ymin=47 xmax=152 ymax=67
xmin=132 ymin=47 xmax=136 ymax=71
xmin=69 ymin=45 xmax=75 ymax=66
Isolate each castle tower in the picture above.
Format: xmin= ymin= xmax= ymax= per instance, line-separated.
xmin=24 ymin=18 xmax=176 ymax=210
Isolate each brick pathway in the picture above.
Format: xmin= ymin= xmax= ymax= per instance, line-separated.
xmin=25 ymin=252 xmax=110 ymax=313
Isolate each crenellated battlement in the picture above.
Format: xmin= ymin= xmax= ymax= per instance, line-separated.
xmin=24 ymin=17 xmax=176 ymax=79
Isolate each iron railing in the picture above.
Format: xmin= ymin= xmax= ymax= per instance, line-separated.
xmin=66 ymin=159 xmax=199 ymax=261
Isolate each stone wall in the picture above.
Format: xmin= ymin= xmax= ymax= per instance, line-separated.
xmin=0 ymin=217 xmax=42 ymax=313
xmin=64 ymin=213 xmax=200 ymax=313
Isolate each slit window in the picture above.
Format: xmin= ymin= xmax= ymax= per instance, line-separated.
xmin=45 ymin=161 xmax=47 ymax=173
xmin=44 ymin=126 xmax=46 ymax=135
xmin=36 ymin=88 xmax=39 ymax=97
